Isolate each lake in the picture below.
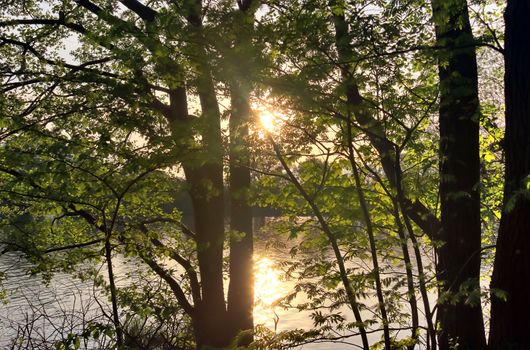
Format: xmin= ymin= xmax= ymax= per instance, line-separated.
xmin=0 ymin=232 xmax=431 ymax=349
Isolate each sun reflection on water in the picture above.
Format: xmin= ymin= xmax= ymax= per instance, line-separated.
xmin=253 ymin=255 xmax=290 ymax=327
xmin=255 ymin=257 xmax=283 ymax=305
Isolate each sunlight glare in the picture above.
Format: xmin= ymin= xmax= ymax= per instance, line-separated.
xmin=254 ymin=256 xmax=284 ymax=306
xmin=259 ymin=111 xmax=277 ymax=133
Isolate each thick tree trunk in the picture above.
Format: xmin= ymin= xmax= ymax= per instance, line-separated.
xmin=227 ymin=77 xmax=254 ymax=344
xmin=430 ymin=0 xmax=486 ymax=349
xmin=189 ymin=102 xmax=228 ymax=349
xmin=489 ymin=1 xmax=530 ymax=349
xmin=166 ymin=86 xmax=229 ymax=349
xmin=182 ymin=2 xmax=234 ymax=347
xmin=226 ymin=4 xmax=256 ymax=345
xmin=184 ymin=164 xmax=228 ymax=349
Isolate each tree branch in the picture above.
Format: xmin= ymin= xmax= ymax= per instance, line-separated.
xmin=44 ymin=238 xmax=104 ymax=253
xmin=140 ymin=254 xmax=195 ymax=317
xmin=0 ymin=17 xmax=87 ymax=34
xmin=150 ymin=237 xmax=201 ymax=304
xmin=119 ymin=0 xmax=157 ymax=22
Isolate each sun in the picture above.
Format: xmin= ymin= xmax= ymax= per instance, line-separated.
xmin=257 ymin=109 xmax=289 ymax=137
xmin=259 ymin=111 xmax=277 ymax=133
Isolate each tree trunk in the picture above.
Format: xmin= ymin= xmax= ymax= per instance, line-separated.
xmin=184 ymin=164 xmax=228 ymax=349
xmin=165 ymin=85 xmax=229 ymax=349
xmin=430 ymin=0 xmax=486 ymax=349
xmin=227 ymin=62 xmax=254 ymax=346
xmin=489 ymin=1 xmax=530 ymax=349
xmin=226 ymin=4 xmax=256 ymax=345
xmin=393 ymin=200 xmax=420 ymax=348
xmin=346 ymin=118 xmax=392 ymax=350
xmin=395 ymin=156 xmax=437 ymax=350
xmin=182 ymin=2 xmax=233 ymax=347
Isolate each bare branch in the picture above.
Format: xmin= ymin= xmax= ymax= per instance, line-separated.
xmin=44 ymin=238 xmax=104 ymax=253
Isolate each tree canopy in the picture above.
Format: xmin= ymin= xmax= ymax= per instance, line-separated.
xmin=1 ymin=1 xmax=527 ymax=350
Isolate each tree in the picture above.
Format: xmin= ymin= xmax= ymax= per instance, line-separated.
xmin=489 ymin=1 xmax=530 ymax=348
xmin=430 ymin=0 xmax=486 ymax=348
xmin=0 ymin=1 xmax=260 ymax=348
xmin=227 ymin=1 xmax=258 ymax=345
xmin=0 ymin=1 xmax=514 ymax=349
xmin=254 ymin=1 xmax=442 ymax=347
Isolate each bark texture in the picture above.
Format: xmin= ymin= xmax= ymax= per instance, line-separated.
xmin=431 ymin=0 xmax=486 ymax=349
xmin=227 ymin=3 xmax=256 ymax=345
xmin=489 ymin=1 xmax=530 ymax=348
xmin=227 ymin=48 xmax=254 ymax=347
xmin=179 ymin=3 xmax=231 ymax=345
